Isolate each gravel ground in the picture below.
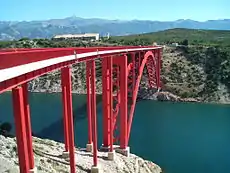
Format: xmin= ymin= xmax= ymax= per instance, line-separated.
xmin=0 ymin=135 xmax=162 ymax=173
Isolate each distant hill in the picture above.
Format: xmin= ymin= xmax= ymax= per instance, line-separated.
xmin=0 ymin=16 xmax=230 ymax=40
xmin=108 ymin=28 xmax=230 ymax=47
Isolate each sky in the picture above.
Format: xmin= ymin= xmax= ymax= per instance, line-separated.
xmin=0 ymin=0 xmax=229 ymax=21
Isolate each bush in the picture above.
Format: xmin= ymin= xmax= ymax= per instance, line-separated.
xmin=0 ymin=122 xmax=12 ymax=137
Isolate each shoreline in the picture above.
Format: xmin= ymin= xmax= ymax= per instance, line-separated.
xmin=7 ymin=87 xmax=230 ymax=105
xmin=28 ymin=88 xmax=200 ymax=103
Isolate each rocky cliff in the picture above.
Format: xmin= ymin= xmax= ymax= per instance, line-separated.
xmin=0 ymin=135 xmax=162 ymax=173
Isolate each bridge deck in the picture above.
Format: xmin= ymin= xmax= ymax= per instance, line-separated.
xmin=0 ymin=46 xmax=161 ymax=83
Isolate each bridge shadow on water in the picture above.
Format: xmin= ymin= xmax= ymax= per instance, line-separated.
xmin=35 ymin=95 xmax=103 ymax=147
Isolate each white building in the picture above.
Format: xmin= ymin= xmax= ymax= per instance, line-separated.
xmin=53 ymin=33 xmax=100 ymax=41
xmin=171 ymin=43 xmax=179 ymax=47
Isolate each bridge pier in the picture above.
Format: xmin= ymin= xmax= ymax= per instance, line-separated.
xmin=102 ymin=56 xmax=113 ymax=150
xmin=91 ymin=165 xmax=101 ymax=173
xmin=90 ymin=59 xmax=98 ymax=168
xmin=86 ymin=60 xmax=93 ymax=152
xmin=86 ymin=60 xmax=101 ymax=172
xmin=22 ymin=83 xmax=36 ymax=172
xmin=102 ymin=56 xmax=116 ymax=160
xmin=119 ymin=56 xmax=128 ymax=150
xmin=61 ymin=66 xmax=76 ymax=173
xmin=12 ymin=85 xmax=36 ymax=173
xmin=61 ymin=68 xmax=70 ymax=153
xmin=115 ymin=146 xmax=130 ymax=157
xmin=157 ymin=48 xmax=162 ymax=89
xmin=29 ymin=167 xmax=37 ymax=173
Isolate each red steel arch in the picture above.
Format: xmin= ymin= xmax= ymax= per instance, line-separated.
xmin=127 ymin=51 xmax=159 ymax=141
xmin=0 ymin=46 xmax=162 ymax=173
xmin=101 ymin=49 xmax=161 ymax=155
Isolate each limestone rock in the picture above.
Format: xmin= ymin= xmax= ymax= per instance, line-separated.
xmin=0 ymin=135 xmax=162 ymax=173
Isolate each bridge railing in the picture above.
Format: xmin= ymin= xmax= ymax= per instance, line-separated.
xmin=0 ymin=46 xmax=158 ymax=70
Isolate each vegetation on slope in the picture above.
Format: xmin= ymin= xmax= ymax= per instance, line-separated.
xmin=105 ymin=28 xmax=230 ymax=102
xmin=161 ymin=46 xmax=230 ymax=102
xmin=106 ymin=28 xmax=230 ymax=47
xmin=0 ymin=37 xmax=117 ymax=49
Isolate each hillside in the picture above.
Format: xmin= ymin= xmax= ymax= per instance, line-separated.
xmin=107 ymin=28 xmax=230 ymax=47
xmin=1 ymin=17 xmax=230 ymax=40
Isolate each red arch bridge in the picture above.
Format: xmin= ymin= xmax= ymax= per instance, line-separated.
xmin=0 ymin=46 xmax=162 ymax=173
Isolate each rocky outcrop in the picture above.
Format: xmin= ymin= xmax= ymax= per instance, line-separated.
xmin=138 ymin=87 xmax=199 ymax=102
xmin=155 ymin=91 xmax=199 ymax=102
xmin=0 ymin=135 xmax=162 ymax=173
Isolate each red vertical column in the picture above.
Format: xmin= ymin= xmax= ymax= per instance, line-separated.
xmin=91 ymin=59 xmax=98 ymax=166
xmin=131 ymin=53 xmax=136 ymax=91
xmin=22 ymin=83 xmax=35 ymax=170
xmin=156 ymin=49 xmax=161 ymax=89
xmin=119 ymin=55 xmax=128 ymax=149
xmin=12 ymin=86 xmax=29 ymax=173
xmin=102 ymin=57 xmax=110 ymax=148
xmin=108 ymin=57 xmax=113 ymax=152
xmin=86 ymin=62 xmax=93 ymax=145
xmin=138 ymin=52 xmax=142 ymax=69
xmin=158 ymin=48 xmax=162 ymax=89
xmin=61 ymin=68 xmax=69 ymax=152
xmin=62 ymin=67 xmax=75 ymax=173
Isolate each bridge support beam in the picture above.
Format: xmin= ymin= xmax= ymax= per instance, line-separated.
xmin=102 ymin=56 xmax=113 ymax=150
xmin=91 ymin=60 xmax=98 ymax=167
xmin=22 ymin=83 xmax=35 ymax=171
xmin=61 ymin=67 xmax=75 ymax=173
xmin=61 ymin=68 xmax=70 ymax=153
xmin=12 ymin=86 xmax=30 ymax=173
xmin=111 ymin=55 xmax=130 ymax=157
xmin=119 ymin=56 xmax=128 ymax=150
xmin=86 ymin=60 xmax=99 ymax=171
xmin=102 ymin=56 xmax=115 ymax=160
xmin=157 ymin=49 xmax=162 ymax=89
xmin=86 ymin=61 xmax=93 ymax=152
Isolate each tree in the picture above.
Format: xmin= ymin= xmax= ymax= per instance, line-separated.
xmin=0 ymin=122 xmax=12 ymax=132
xmin=18 ymin=37 xmax=30 ymax=41
xmin=0 ymin=122 xmax=12 ymax=137
xmin=181 ymin=39 xmax=189 ymax=46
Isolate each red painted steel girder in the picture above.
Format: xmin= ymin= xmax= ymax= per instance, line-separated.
xmin=102 ymin=56 xmax=113 ymax=148
xmin=86 ymin=60 xmax=98 ymax=166
xmin=86 ymin=61 xmax=93 ymax=145
xmin=0 ymin=60 xmax=75 ymax=94
xmin=91 ymin=60 xmax=98 ymax=166
xmin=61 ymin=67 xmax=76 ymax=173
xmin=0 ymin=46 xmax=156 ymax=70
xmin=0 ymin=46 xmax=162 ymax=94
xmin=12 ymin=86 xmax=30 ymax=173
xmin=61 ymin=68 xmax=70 ymax=152
xmin=22 ymin=83 xmax=34 ymax=169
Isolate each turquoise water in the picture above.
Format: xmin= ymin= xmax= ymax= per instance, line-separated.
xmin=1 ymin=92 xmax=230 ymax=173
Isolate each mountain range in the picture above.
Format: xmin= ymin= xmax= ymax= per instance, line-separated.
xmin=0 ymin=16 xmax=230 ymax=40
